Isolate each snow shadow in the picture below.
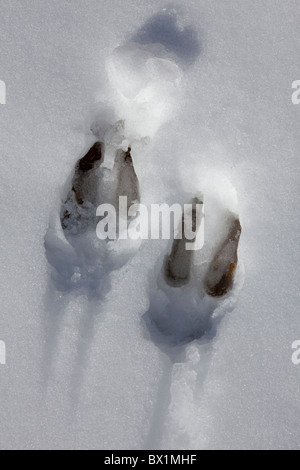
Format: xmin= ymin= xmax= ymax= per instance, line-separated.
xmin=131 ymin=10 xmax=201 ymax=66
xmin=143 ymin=264 xmax=244 ymax=353
xmin=142 ymin=311 xmax=226 ymax=449
xmin=143 ymin=290 xmax=216 ymax=348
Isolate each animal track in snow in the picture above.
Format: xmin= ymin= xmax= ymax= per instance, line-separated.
xmin=45 ymin=121 xmax=141 ymax=295
xmin=43 ymin=11 xmax=244 ymax=427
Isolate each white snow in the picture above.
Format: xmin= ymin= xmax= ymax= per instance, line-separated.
xmin=0 ymin=0 xmax=299 ymax=450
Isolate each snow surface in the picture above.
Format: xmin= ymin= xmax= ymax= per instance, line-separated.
xmin=0 ymin=0 xmax=299 ymax=450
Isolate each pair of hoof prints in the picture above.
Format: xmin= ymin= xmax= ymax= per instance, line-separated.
xmin=60 ymin=138 xmax=241 ymax=299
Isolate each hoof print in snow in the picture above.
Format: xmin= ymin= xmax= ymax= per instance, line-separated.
xmin=164 ymin=197 xmax=203 ymax=287
xmin=61 ymin=142 xmax=104 ymax=234
xmin=78 ymin=141 xmax=103 ymax=173
xmin=145 ymin=201 xmax=242 ymax=345
xmin=115 ymin=147 xmax=140 ymax=210
xmin=46 ymin=137 xmax=142 ymax=293
xmin=164 ymin=237 xmax=192 ymax=287
xmin=205 ymin=217 xmax=242 ymax=297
